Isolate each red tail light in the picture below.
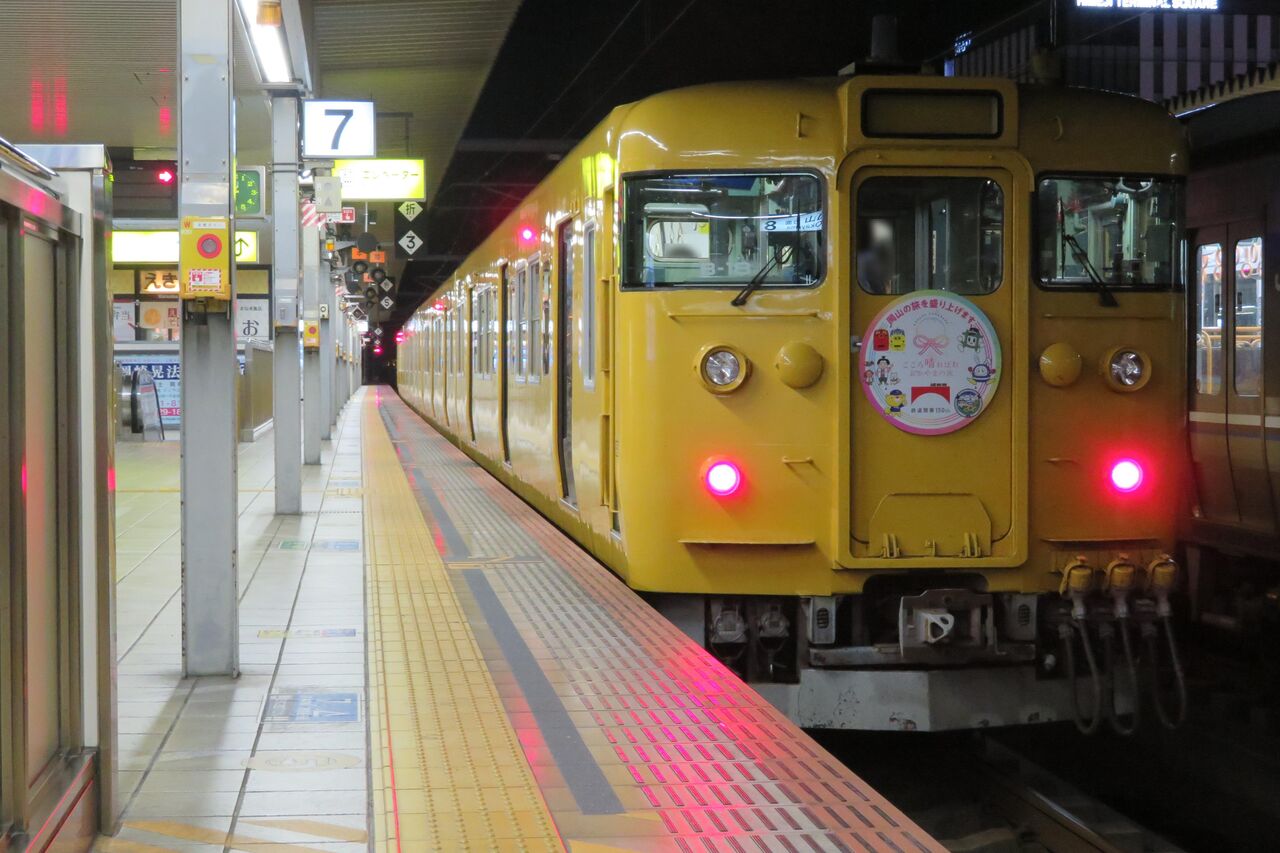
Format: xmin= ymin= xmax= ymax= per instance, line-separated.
xmin=1110 ymin=459 xmax=1143 ymax=493
xmin=704 ymin=461 xmax=742 ymax=497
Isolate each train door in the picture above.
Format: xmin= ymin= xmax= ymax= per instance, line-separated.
xmin=556 ymin=220 xmax=577 ymax=505
xmin=1190 ymin=228 xmax=1239 ymax=523
xmin=849 ymin=167 xmax=1021 ymax=560
xmin=500 ymin=264 xmax=511 ymax=463
xmin=466 ymin=286 xmax=476 ymax=442
xmin=1225 ymin=225 xmax=1275 ymax=531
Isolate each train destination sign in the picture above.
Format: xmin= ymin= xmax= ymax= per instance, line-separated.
xmin=859 ymin=290 xmax=1002 ymax=436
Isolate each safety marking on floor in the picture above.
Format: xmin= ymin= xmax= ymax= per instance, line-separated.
xmin=310 ymin=538 xmax=361 ymax=552
xmin=240 ymin=818 xmax=369 ymax=843
xmin=376 ymin=393 xmax=945 ymax=853
xmin=464 ymin=568 xmax=624 ymax=816
xmin=95 ymin=837 xmax=173 ymax=852
xmin=242 ymin=751 xmax=363 ymax=771
xmin=120 ymin=819 xmax=343 ymax=853
xmin=257 ymin=627 xmax=359 ymax=639
xmin=276 ymin=539 xmax=310 ymax=551
xmin=262 ymin=689 xmax=361 ymax=723
xmin=362 ymin=390 xmax=562 ymax=851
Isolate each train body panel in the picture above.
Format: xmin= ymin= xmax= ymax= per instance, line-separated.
xmin=397 ymin=75 xmax=1190 ymax=729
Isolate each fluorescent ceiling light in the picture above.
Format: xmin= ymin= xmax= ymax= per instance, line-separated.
xmin=236 ymin=0 xmax=293 ymax=84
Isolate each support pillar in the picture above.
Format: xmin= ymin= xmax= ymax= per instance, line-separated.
xmin=327 ymin=276 xmax=339 ymax=427
xmin=179 ymin=0 xmax=238 ymax=676
xmin=272 ymin=96 xmax=302 ymax=514
xmin=319 ymin=263 xmax=333 ymax=441
xmin=302 ymin=221 xmax=322 ymax=464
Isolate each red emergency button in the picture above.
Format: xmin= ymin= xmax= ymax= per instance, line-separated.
xmin=197 ymin=233 xmax=223 ymax=259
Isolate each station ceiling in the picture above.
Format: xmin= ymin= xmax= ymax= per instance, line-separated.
xmin=0 ymin=0 xmax=1032 ymax=329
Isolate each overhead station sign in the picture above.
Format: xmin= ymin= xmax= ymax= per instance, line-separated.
xmin=1075 ymin=0 xmax=1218 ymax=9
xmin=302 ymin=99 xmax=377 ymax=159
xmin=334 ymin=159 xmax=426 ymax=201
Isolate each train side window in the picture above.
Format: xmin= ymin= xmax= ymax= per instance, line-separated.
xmin=472 ymin=291 xmax=481 ymax=376
xmin=1195 ymin=243 xmax=1224 ymax=395
xmin=1233 ymin=237 xmax=1263 ymax=397
xmin=490 ymin=288 xmax=500 ymax=376
xmin=855 ymin=176 xmax=1003 ymax=295
xmin=516 ymin=267 xmax=528 ymax=380
xmin=583 ymin=225 xmax=597 ymax=389
xmin=528 ymin=259 xmax=543 ymax=384
xmin=483 ymin=289 xmax=493 ymax=377
xmin=506 ymin=266 xmax=517 ymax=376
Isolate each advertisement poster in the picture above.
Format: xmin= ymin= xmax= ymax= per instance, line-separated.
xmin=115 ymin=352 xmax=246 ymax=430
xmin=115 ymin=354 xmax=182 ymax=428
xmin=859 ymin=290 xmax=1002 ymax=435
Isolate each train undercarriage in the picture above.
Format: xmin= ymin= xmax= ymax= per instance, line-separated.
xmin=649 ymin=567 xmax=1188 ymax=733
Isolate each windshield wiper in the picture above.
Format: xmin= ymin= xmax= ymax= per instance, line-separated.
xmin=1062 ymin=231 xmax=1118 ymax=308
xmin=731 ymin=247 xmax=791 ymax=307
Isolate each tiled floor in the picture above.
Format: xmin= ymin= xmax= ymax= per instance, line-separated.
xmin=101 ymin=396 xmax=371 ymax=853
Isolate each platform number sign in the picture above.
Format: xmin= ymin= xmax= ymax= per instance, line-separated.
xmin=394 ymin=199 xmax=424 ymax=260
xmin=302 ymin=100 xmax=376 ymax=159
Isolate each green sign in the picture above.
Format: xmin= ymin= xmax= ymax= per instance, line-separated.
xmin=235 ymin=167 xmax=265 ymax=216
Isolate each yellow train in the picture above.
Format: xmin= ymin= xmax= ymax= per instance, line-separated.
xmin=397 ymin=73 xmax=1189 ymax=731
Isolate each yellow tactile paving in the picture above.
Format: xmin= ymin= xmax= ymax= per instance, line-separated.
xmin=362 ymin=391 xmax=563 ymax=852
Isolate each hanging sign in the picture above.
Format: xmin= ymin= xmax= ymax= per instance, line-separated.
xmin=859 ymin=290 xmax=1001 ymax=435
xmin=302 ymin=100 xmax=377 ymax=158
xmin=334 ymin=159 xmax=425 ymax=201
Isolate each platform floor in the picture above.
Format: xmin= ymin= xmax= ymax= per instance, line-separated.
xmin=102 ymin=387 xmax=938 ymax=852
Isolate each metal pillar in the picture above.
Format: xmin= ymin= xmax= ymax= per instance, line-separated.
xmin=272 ymin=97 xmax=302 ymax=513
xmin=319 ymin=271 xmax=333 ymax=441
xmin=327 ymin=279 xmax=340 ymax=426
xmin=302 ymin=222 xmax=322 ymax=464
xmin=178 ymin=0 xmax=238 ymax=676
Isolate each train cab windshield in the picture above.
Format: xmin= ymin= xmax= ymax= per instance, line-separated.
xmin=621 ymin=172 xmax=824 ymax=288
xmin=1037 ymin=176 xmax=1183 ymax=290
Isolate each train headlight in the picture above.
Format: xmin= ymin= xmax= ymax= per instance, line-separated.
xmin=698 ymin=346 xmax=749 ymax=393
xmin=1101 ymin=346 xmax=1151 ymax=392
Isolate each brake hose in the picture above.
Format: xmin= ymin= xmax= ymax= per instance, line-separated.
xmin=1103 ymin=618 xmax=1141 ymax=736
xmin=1062 ymin=620 xmax=1103 ymax=735
xmin=1146 ymin=616 xmax=1188 ymax=729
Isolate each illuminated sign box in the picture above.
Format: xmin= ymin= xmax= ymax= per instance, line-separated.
xmin=334 ymin=159 xmax=426 ymax=201
xmin=114 ymin=230 xmax=260 ymax=264
xmin=1075 ymin=0 xmax=1219 ymax=9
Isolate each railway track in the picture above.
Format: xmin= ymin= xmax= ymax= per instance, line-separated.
xmin=819 ymin=732 xmax=1183 ymax=853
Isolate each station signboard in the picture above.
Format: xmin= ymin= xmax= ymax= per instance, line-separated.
xmin=334 ymin=159 xmax=425 ymax=201
xmin=1074 ymin=0 xmax=1219 ymax=9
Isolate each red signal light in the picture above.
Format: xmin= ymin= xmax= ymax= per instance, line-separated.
xmin=518 ymin=226 xmax=536 ymax=244
xmin=704 ymin=460 xmax=742 ymax=497
xmin=372 ymin=344 xmax=383 ymax=356
xmin=1110 ymin=459 xmax=1144 ymax=493
xmin=157 ymin=168 xmax=175 ymax=184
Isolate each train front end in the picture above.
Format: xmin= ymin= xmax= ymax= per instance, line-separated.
xmin=614 ymin=75 xmax=1189 ymax=730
